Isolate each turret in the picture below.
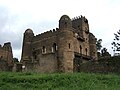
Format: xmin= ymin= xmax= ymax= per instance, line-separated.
xmin=57 ymin=15 xmax=74 ymax=72
xmin=59 ymin=15 xmax=72 ymax=30
xmin=72 ymin=16 xmax=90 ymax=56
xmin=21 ymin=28 xmax=34 ymax=63
xmin=72 ymin=16 xmax=89 ymax=38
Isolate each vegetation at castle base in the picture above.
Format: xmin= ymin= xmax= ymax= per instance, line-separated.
xmin=0 ymin=72 xmax=120 ymax=90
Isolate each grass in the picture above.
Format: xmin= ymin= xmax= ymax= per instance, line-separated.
xmin=0 ymin=72 xmax=120 ymax=90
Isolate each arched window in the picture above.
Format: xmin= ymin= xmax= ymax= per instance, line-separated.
xmin=80 ymin=45 xmax=82 ymax=54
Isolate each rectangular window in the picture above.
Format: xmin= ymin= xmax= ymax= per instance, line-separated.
xmin=69 ymin=43 xmax=70 ymax=49
xmin=42 ymin=46 xmax=46 ymax=54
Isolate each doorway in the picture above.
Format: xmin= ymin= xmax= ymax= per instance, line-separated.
xmin=73 ymin=55 xmax=82 ymax=72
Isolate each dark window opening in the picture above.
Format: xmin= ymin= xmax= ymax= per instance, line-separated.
xmin=0 ymin=56 xmax=3 ymax=59
xmin=65 ymin=22 xmax=67 ymax=27
xmin=53 ymin=43 xmax=57 ymax=52
xmin=80 ymin=45 xmax=82 ymax=54
xmin=86 ymin=38 xmax=88 ymax=42
xmin=42 ymin=46 xmax=46 ymax=53
xmin=32 ymin=48 xmax=35 ymax=51
xmin=65 ymin=22 xmax=67 ymax=24
xmin=69 ymin=43 xmax=70 ymax=49
xmin=85 ymin=48 xmax=87 ymax=55
xmin=33 ymin=51 xmax=37 ymax=59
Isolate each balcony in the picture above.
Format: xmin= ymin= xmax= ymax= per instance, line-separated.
xmin=74 ymin=52 xmax=92 ymax=60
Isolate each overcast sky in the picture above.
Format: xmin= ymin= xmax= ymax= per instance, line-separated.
xmin=0 ymin=0 xmax=120 ymax=60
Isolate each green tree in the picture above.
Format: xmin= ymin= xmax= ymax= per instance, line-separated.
xmin=111 ymin=30 xmax=120 ymax=55
xmin=101 ymin=48 xmax=111 ymax=57
xmin=13 ymin=58 xmax=19 ymax=63
xmin=96 ymin=39 xmax=102 ymax=51
xmin=96 ymin=39 xmax=102 ymax=58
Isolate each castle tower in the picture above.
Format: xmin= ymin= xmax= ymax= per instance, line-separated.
xmin=72 ymin=16 xmax=90 ymax=56
xmin=89 ymin=33 xmax=97 ymax=60
xmin=81 ymin=16 xmax=90 ymax=56
xmin=57 ymin=15 xmax=74 ymax=72
xmin=21 ymin=29 xmax=34 ymax=64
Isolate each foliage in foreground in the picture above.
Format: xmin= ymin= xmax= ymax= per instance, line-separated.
xmin=0 ymin=72 xmax=120 ymax=90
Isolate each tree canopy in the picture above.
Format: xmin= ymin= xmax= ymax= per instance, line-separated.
xmin=111 ymin=30 xmax=120 ymax=55
xmin=13 ymin=58 xmax=19 ymax=63
xmin=96 ymin=39 xmax=102 ymax=51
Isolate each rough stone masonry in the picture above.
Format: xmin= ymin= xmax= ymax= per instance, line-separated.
xmin=21 ymin=15 xmax=97 ymax=73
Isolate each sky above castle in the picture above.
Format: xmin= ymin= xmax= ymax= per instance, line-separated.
xmin=0 ymin=0 xmax=120 ymax=60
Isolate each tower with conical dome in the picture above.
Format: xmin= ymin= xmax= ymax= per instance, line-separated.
xmin=57 ymin=15 xmax=74 ymax=72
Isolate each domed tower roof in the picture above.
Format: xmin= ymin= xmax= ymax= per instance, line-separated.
xmin=59 ymin=15 xmax=72 ymax=29
xmin=60 ymin=15 xmax=71 ymax=21
xmin=25 ymin=28 xmax=33 ymax=34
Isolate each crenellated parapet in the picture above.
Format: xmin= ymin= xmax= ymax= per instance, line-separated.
xmin=0 ymin=42 xmax=12 ymax=52
xmin=72 ymin=15 xmax=88 ymax=23
xmin=33 ymin=28 xmax=59 ymax=41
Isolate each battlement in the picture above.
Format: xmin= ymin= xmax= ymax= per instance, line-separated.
xmin=0 ymin=42 xmax=11 ymax=48
xmin=3 ymin=42 xmax=11 ymax=47
xmin=33 ymin=28 xmax=59 ymax=41
xmin=0 ymin=42 xmax=12 ymax=52
xmin=72 ymin=15 xmax=88 ymax=23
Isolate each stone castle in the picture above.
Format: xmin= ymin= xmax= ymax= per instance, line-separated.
xmin=0 ymin=42 xmax=14 ymax=71
xmin=20 ymin=15 xmax=97 ymax=73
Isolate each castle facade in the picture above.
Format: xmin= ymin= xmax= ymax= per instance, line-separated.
xmin=21 ymin=15 xmax=97 ymax=73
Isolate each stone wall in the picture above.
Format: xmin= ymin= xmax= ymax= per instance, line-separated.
xmin=34 ymin=53 xmax=58 ymax=73
xmin=79 ymin=56 xmax=120 ymax=74
xmin=0 ymin=59 xmax=9 ymax=71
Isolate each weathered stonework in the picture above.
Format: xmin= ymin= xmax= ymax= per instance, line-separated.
xmin=0 ymin=42 xmax=14 ymax=71
xmin=21 ymin=15 xmax=97 ymax=73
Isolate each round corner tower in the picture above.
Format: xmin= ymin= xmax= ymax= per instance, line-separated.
xmin=21 ymin=28 xmax=34 ymax=63
xmin=57 ymin=15 xmax=74 ymax=72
